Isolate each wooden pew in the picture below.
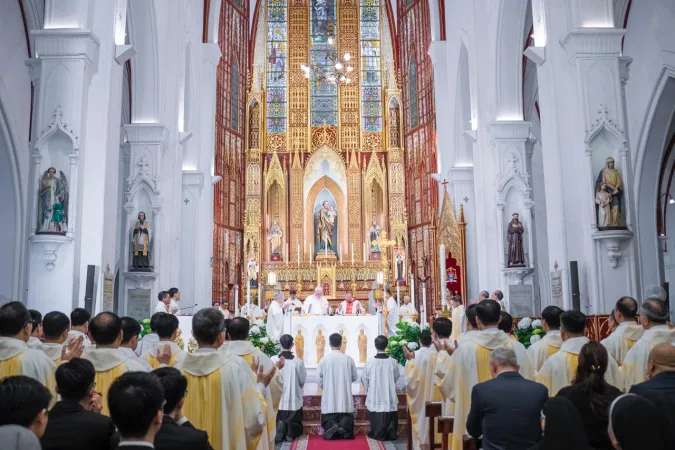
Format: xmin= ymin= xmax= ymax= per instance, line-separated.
xmin=420 ymin=401 xmax=481 ymax=450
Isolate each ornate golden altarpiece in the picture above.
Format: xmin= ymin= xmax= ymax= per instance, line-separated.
xmin=240 ymin=0 xmax=409 ymax=307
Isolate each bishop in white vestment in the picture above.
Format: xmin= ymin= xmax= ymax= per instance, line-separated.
xmin=222 ymin=317 xmax=284 ymax=450
xmin=302 ymin=287 xmax=331 ymax=315
xmin=620 ymin=299 xmax=675 ymax=390
xmin=271 ymin=334 xmax=307 ymax=443
xmin=536 ymin=311 xmax=621 ymax=396
xmin=527 ymin=306 xmax=564 ymax=372
xmin=384 ymin=287 xmax=399 ymax=337
xmin=318 ymin=333 xmax=358 ymax=440
xmin=404 ymin=330 xmax=440 ymax=449
xmin=266 ymin=293 xmax=285 ymax=341
xmin=600 ymin=297 xmax=643 ymax=365
xmin=336 ymin=292 xmax=364 ymax=315
xmin=399 ymin=295 xmax=417 ymax=322
xmin=361 ymin=335 xmax=400 ymax=441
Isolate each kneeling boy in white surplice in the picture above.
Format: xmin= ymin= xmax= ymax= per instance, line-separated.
xmin=271 ymin=334 xmax=307 ymax=443
xmin=361 ymin=335 xmax=400 ymax=441
xmin=318 ymin=333 xmax=358 ymax=440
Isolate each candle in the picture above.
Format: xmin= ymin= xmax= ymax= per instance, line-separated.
xmin=246 ymin=281 xmax=251 ymax=318
xmin=258 ymin=284 xmax=262 ymax=310
xmin=422 ymin=281 xmax=428 ymax=327
xmin=351 ymin=242 xmax=354 ymax=265
xmin=410 ymin=274 xmax=415 ymax=315
xmin=396 ymin=284 xmax=401 ymax=308
xmin=310 ymin=244 xmax=313 ymax=264
xmin=440 ymin=244 xmax=447 ymax=306
xmin=297 ymin=244 xmax=300 ymax=266
xmin=340 ymin=243 xmax=343 ymax=264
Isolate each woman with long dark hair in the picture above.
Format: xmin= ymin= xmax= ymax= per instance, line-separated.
xmin=556 ymin=341 xmax=622 ymax=450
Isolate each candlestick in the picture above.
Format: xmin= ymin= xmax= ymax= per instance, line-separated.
xmin=286 ymin=244 xmax=289 ymax=264
xmin=410 ymin=274 xmax=415 ymax=316
xmin=258 ymin=283 xmax=262 ymax=311
xmin=396 ymin=284 xmax=401 ymax=308
xmin=351 ymin=242 xmax=354 ymax=265
xmin=422 ymin=281 xmax=428 ymax=327
xmin=440 ymin=244 xmax=447 ymax=306
xmin=246 ymin=281 xmax=251 ymax=318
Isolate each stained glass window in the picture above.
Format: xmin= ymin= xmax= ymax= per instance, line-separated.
xmin=360 ymin=0 xmax=382 ymax=132
xmin=310 ymin=0 xmax=338 ymax=126
xmin=266 ymin=0 xmax=287 ymax=132
xmin=409 ymin=56 xmax=418 ymax=128
xmin=231 ymin=58 xmax=240 ymax=132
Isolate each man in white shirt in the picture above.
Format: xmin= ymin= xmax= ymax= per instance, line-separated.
xmin=65 ymin=308 xmax=93 ymax=348
xmin=271 ymin=334 xmax=307 ymax=443
xmin=167 ymin=288 xmax=181 ymax=315
xmin=491 ymin=290 xmax=507 ymax=311
xmin=119 ymin=317 xmax=156 ymax=371
xmin=384 ymin=286 xmax=398 ymax=337
xmin=601 ymin=296 xmax=644 ymax=365
xmin=318 ymin=333 xmax=358 ymax=440
xmin=527 ymin=305 xmax=564 ymax=372
xmin=302 ymin=287 xmax=331 ymax=315
xmin=361 ymin=335 xmax=400 ymax=441
xmin=267 ymin=292 xmax=285 ymax=341
xmin=336 ymin=291 xmax=364 ymax=315
xmin=154 ymin=291 xmax=171 ymax=314
xmin=283 ymin=290 xmax=303 ymax=314
xmin=27 ymin=310 xmax=43 ymax=350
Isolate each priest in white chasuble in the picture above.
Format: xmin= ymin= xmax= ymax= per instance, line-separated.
xmin=40 ymin=311 xmax=72 ymax=365
xmin=430 ymin=317 xmax=456 ymax=416
xmin=399 ymin=295 xmax=417 ymax=322
xmin=318 ymin=333 xmax=358 ymax=440
xmin=283 ymin=290 xmax=303 ymax=314
xmin=241 ymin=301 xmax=265 ymax=318
xmin=336 ymin=291 xmax=364 ymax=315
xmin=0 ymin=302 xmax=75 ymax=397
xmin=83 ymin=312 xmax=153 ymax=415
xmin=536 ymin=310 xmax=621 ymax=396
xmin=527 ymin=305 xmax=564 ymax=372
xmin=621 ymin=299 xmax=675 ymax=390
xmin=435 ymin=300 xmax=533 ymax=450
xmin=403 ymin=329 xmax=440 ymax=449
xmin=177 ymin=308 xmax=276 ymax=450
xmin=144 ymin=313 xmax=186 ymax=369
xmin=361 ymin=335 xmax=400 ymax=441
xmin=384 ymin=285 xmax=399 ymax=337
xmin=27 ymin=309 xmax=44 ymax=350
xmin=266 ymin=292 xmax=285 ymax=341
xmin=222 ymin=317 xmax=284 ymax=450
xmin=65 ymin=307 xmax=93 ymax=348
xmin=302 ymin=287 xmax=331 ymax=315
xmin=601 ymin=296 xmax=644 ymax=365
xmin=449 ymin=296 xmax=466 ymax=342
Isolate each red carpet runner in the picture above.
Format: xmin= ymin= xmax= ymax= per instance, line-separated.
xmin=289 ymin=436 xmax=387 ymax=450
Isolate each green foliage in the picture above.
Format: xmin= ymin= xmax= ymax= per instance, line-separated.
xmin=386 ymin=321 xmax=424 ymax=366
xmin=249 ymin=319 xmax=280 ymax=358
xmin=512 ymin=318 xmax=546 ymax=349
xmin=140 ymin=318 xmax=152 ymax=339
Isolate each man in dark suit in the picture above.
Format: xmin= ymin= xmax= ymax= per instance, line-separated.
xmin=467 ymin=347 xmax=548 ymax=450
xmin=152 ymin=367 xmax=213 ymax=450
xmin=108 ymin=372 xmax=164 ymax=449
xmin=41 ymin=358 xmax=117 ymax=450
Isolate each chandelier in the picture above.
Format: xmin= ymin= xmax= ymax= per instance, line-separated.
xmin=300 ymin=36 xmax=354 ymax=85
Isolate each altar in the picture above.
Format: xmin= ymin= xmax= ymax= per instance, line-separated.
xmin=283 ymin=313 xmax=381 ymax=368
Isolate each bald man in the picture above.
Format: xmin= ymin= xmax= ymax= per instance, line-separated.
xmin=629 ymin=343 xmax=675 ymax=397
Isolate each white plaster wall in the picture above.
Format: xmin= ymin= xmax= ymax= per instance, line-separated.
xmin=0 ymin=0 xmax=31 ymax=302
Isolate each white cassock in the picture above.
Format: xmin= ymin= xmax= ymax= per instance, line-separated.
xmin=266 ymin=301 xmax=284 ymax=340
xmin=405 ymin=345 xmax=440 ymax=449
xmin=27 ymin=336 xmax=43 ymax=350
xmin=0 ymin=337 xmax=57 ymax=397
xmin=82 ymin=347 xmax=151 ymax=415
xmin=154 ymin=301 xmax=169 ymax=314
xmin=336 ymin=300 xmax=364 ymax=315
xmin=450 ymin=305 xmax=466 ymax=342
xmin=177 ymin=348 xmax=268 ymax=450
xmin=64 ymin=329 xmax=93 ymax=348
xmin=41 ymin=343 xmax=63 ymax=364
xmin=220 ymin=341 xmax=283 ymax=450
xmin=620 ymin=325 xmax=675 ymax=391
xmin=283 ymin=298 xmax=303 ymax=314
xmin=361 ymin=355 xmax=400 ymax=412
xmin=385 ymin=296 xmax=399 ymax=337
xmin=435 ymin=329 xmax=533 ymax=450
xmin=399 ymin=303 xmax=417 ymax=322
xmin=536 ymin=336 xmax=621 ymax=396
xmin=302 ymin=295 xmax=330 ymax=315
xmin=527 ymin=330 xmax=563 ymax=372
xmin=241 ymin=303 xmax=264 ymax=318
xmin=118 ymin=346 xmax=153 ymax=371
xmin=271 ymin=353 xmax=307 ymax=412
xmin=137 ymin=333 xmax=160 ymax=356
xmin=601 ymin=321 xmax=644 ymax=365
xmin=318 ymin=350 xmax=358 ymax=414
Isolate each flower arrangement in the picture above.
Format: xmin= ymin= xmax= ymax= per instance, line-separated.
xmin=249 ymin=318 xmax=280 ymax=358
xmin=140 ymin=318 xmax=152 ymax=339
xmin=386 ymin=321 xmax=422 ymax=366
xmin=513 ymin=317 xmax=545 ymax=348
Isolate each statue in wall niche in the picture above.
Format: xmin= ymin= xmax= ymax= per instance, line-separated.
xmin=595 ymin=157 xmax=625 ymax=229
xmin=358 ymin=329 xmax=367 ymax=363
xmin=316 ymin=200 xmax=337 ymax=251
xmin=268 ymin=219 xmax=283 ymax=256
xmin=339 ymin=329 xmax=347 ymax=353
xmin=395 ymin=248 xmax=405 ymax=281
xmin=131 ymin=212 xmax=152 ymax=271
xmin=507 ymin=213 xmax=525 ymax=267
xmin=38 ymin=167 xmax=69 ymax=234
xmin=369 ymin=220 xmax=381 ymax=253
xmin=316 ymin=330 xmax=325 ymax=362
xmin=295 ymin=330 xmax=304 ymax=360
xmin=247 ymin=255 xmax=259 ymax=288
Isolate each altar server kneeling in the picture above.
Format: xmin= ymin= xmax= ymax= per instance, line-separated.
xmin=271 ymin=334 xmax=307 ymax=443
xmin=318 ymin=333 xmax=358 ymax=440
xmin=361 ymin=335 xmax=400 ymax=441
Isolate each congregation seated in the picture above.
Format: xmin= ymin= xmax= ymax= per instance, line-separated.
xmin=556 ymin=341 xmax=621 ymax=450
xmin=608 ymin=394 xmax=669 ymax=450
xmin=466 ymin=348 xmax=548 ymax=450
xmin=0 ymin=375 xmax=51 ymax=438
xmin=527 ymin=397 xmax=592 ymax=450
xmin=41 ymin=358 xmax=118 ymax=450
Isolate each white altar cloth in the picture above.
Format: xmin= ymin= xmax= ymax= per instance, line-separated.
xmin=283 ymin=313 xmax=382 ymax=368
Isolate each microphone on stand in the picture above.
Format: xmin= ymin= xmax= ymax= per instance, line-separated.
xmin=174 ymin=303 xmax=199 ymax=315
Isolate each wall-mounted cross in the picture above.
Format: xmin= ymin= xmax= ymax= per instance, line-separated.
xmin=184 ymin=198 xmax=190 ymax=205
xmin=441 ymin=178 xmax=449 ymax=192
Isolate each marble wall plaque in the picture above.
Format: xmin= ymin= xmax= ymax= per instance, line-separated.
xmin=127 ymin=289 xmax=151 ymax=320
xmin=551 ymin=270 xmax=563 ymax=305
xmin=509 ymin=284 xmax=535 ymax=317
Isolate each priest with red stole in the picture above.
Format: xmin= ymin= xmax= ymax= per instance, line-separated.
xmin=337 ymin=291 xmax=364 ymax=315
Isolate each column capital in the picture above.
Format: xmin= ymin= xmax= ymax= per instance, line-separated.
xmin=182 ymin=170 xmax=205 ymax=196
xmin=123 ymin=124 xmax=169 ymax=146
xmin=491 ymin=121 xmax=532 ymax=142
xmin=31 ymin=29 xmax=100 ymax=65
xmin=560 ymin=28 xmax=625 ymax=60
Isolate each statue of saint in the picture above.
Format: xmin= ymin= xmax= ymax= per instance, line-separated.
xmin=369 ymin=220 xmax=381 ymax=253
xmin=358 ymin=329 xmax=367 ymax=363
xmin=247 ymin=255 xmax=259 ymax=288
xmin=131 ymin=212 xmax=152 ymax=270
xmin=316 ymin=201 xmax=336 ymax=251
xmin=596 ymin=184 xmax=612 ymax=228
xmin=316 ymin=330 xmax=325 ymax=362
xmin=38 ymin=167 xmax=68 ymax=234
xmin=339 ymin=329 xmax=347 ymax=353
xmin=268 ymin=219 xmax=283 ymax=255
xmin=595 ymin=157 xmax=624 ymax=228
xmin=507 ymin=213 xmax=525 ymax=267
xmin=295 ymin=329 xmax=304 ymax=360
xmin=396 ymin=250 xmax=405 ymax=281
